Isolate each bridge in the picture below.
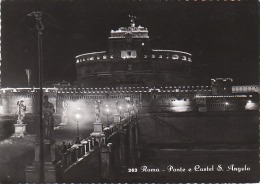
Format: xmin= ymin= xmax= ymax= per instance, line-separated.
xmin=1 ymin=83 xmax=258 ymax=182
xmin=25 ymin=112 xmax=141 ymax=182
xmin=24 ymin=109 xmax=259 ymax=182
xmin=24 ymin=110 xmax=199 ymax=182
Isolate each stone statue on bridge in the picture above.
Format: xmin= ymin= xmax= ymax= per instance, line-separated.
xmin=43 ymin=95 xmax=55 ymax=139
xmin=17 ymin=100 xmax=26 ymax=124
xmin=115 ymin=101 xmax=120 ymax=114
xmin=94 ymin=100 xmax=101 ymax=122
xmin=61 ymin=101 xmax=69 ymax=125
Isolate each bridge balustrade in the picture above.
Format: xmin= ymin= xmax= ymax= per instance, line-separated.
xmin=59 ymin=136 xmax=95 ymax=171
xmin=55 ymin=114 xmax=138 ymax=182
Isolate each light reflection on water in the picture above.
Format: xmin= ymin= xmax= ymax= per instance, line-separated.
xmin=170 ymin=106 xmax=193 ymax=112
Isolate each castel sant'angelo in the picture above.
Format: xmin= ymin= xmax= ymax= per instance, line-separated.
xmin=75 ymin=18 xmax=192 ymax=88
xmin=0 ymin=18 xmax=258 ymax=120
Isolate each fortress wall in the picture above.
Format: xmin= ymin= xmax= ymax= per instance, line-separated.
xmin=0 ymin=85 xmax=257 ymax=115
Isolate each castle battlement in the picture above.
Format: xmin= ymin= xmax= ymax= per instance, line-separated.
xmin=0 ymin=86 xmax=212 ymax=95
xmin=110 ymin=24 xmax=149 ymax=39
xmin=0 ymin=88 xmax=58 ymax=93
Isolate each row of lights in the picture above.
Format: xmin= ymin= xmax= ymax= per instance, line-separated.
xmin=73 ymin=102 xmax=137 ymax=144
xmin=76 ymin=54 xmax=192 ymax=63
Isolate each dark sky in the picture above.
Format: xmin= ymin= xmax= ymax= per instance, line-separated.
xmin=1 ymin=0 xmax=259 ymax=87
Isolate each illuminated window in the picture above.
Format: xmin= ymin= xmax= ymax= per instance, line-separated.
xmin=159 ymin=55 xmax=162 ymax=58
xmin=103 ymin=55 xmax=107 ymax=59
xmin=172 ymin=55 xmax=179 ymax=59
xmin=121 ymin=50 xmax=137 ymax=58
xmin=152 ymin=55 xmax=155 ymax=58
xmin=144 ymin=55 xmax=147 ymax=58
xmin=142 ymin=42 xmax=145 ymax=46
xmin=182 ymin=56 xmax=187 ymax=60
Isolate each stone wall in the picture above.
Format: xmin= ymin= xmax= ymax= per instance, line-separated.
xmin=0 ymin=85 xmax=257 ymax=116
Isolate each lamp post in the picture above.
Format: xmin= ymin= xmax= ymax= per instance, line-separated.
xmin=132 ymin=104 xmax=136 ymax=118
xmin=119 ymin=106 xmax=122 ymax=122
xmin=119 ymin=106 xmax=122 ymax=115
xmin=75 ymin=113 xmax=81 ymax=144
xmin=225 ymin=102 xmax=229 ymax=111
xmin=27 ymin=11 xmax=45 ymax=183
xmin=127 ymin=103 xmax=131 ymax=121
xmin=127 ymin=104 xmax=130 ymax=113
xmin=105 ymin=107 xmax=110 ymax=127
xmin=135 ymin=104 xmax=139 ymax=118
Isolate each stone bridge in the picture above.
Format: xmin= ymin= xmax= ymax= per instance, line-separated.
xmin=24 ymin=110 xmax=203 ymax=182
xmin=24 ymin=109 xmax=259 ymax=182
xmin=25 ymin=112 xmax=141 ymax=182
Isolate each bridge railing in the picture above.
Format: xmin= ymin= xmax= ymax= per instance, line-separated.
xmin=59 ymin=136 xmax=97 ymax=172
xmin=58 ymin=115 xmax=135 ymax=172
xmin=103 ymin=117 xmax=130 ymax=138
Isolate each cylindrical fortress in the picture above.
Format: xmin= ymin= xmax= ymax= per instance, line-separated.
xmin=76 ymin=21 xmax=192 ymax=88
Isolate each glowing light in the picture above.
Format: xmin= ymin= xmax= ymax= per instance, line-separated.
xmin=152 ymin=49 xmax=192 ymax=56
xmin=248 ymin=100 xmax=252 ymax=103
xmin=225 ymin=102 xmax=229 ymax=105
xmin=75 ymin=113 xmax=81 ymax=121
xmin=75 ymin=51 xmax=106 ymax=58
xmin=119 ymin=106 xmax=122 ymax=109
xmin=171 ymin=107 xmax=193 ymax=112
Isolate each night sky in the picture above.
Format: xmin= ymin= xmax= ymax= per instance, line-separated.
xmin=1 ymin=0 xmax=259 ymax=87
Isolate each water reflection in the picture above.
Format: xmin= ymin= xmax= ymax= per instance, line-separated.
xmin=170 ymin=106 xmax=193 ymax=112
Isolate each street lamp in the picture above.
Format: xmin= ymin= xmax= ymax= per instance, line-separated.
xmin=75 ymin=112 xmax=81 ymax=144
xmin=127 ymin=104 xmax=130 ymax=113
xmin=119 ymin=106 xmax=122 ymax=119
xmin=27 ymin=11 xmax=45 ymax=183
xmin=132 ymin=104 xmax=137 ymax=117
xmin=105 ymin=107 xmax=110 ymax=126
xmin=135 ymin=104 xmax=139 ymax=118
xmin=225 ymin=102 xmax=229 ymax=111
xmin=119 ymin=106 xmax=122 ymax=112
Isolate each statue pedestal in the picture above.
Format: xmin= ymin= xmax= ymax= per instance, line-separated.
xmin=91 ymin=121 xmax=103 ymax=135
xmin=90 ymin=121 xmax=106 ymax=145
xmin=114 ymin=114 xmax=120 ymax=123
xmin=124 ymin=112 xmax=130 ymax=118
xmin=25 ymin=140 xmax=61 ymax=183
xmin=13 ymin=124 xmax=27 ymax=136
